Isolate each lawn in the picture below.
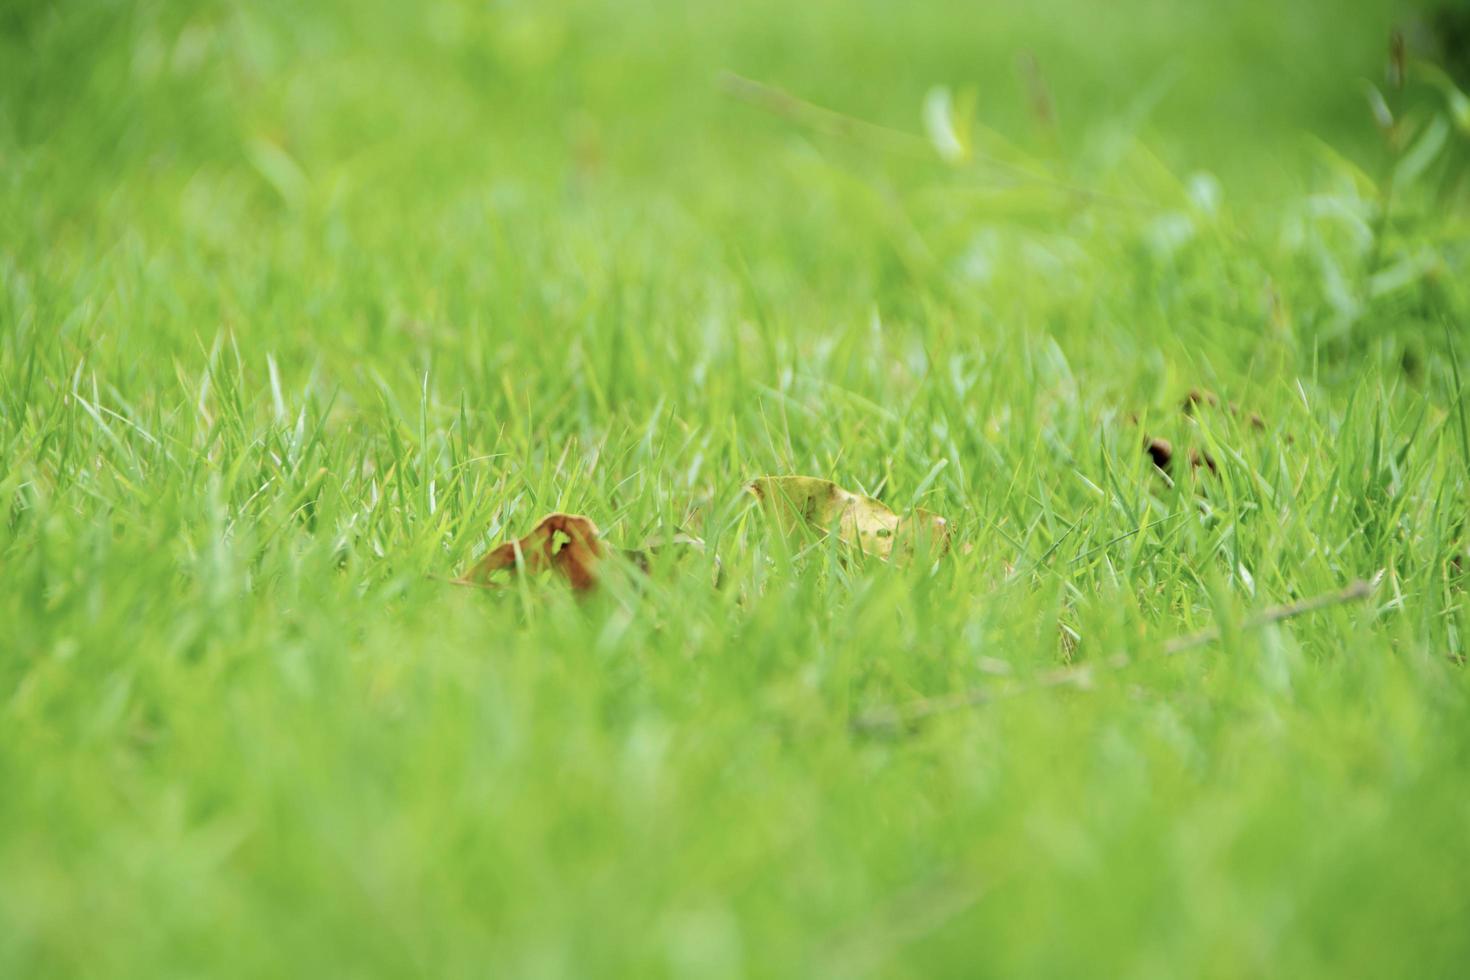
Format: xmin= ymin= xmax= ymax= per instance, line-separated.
xmin=3 ymin=0 xmax=1469 ymax=976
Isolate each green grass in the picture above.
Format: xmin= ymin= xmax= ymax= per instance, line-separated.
xmin=3 ymin=0 xmax=1470 ymax=976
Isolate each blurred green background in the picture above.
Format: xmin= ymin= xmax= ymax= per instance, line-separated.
xmin=7 ymin=0 xmax=1461 ymax=401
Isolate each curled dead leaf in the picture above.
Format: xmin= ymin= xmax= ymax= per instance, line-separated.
xmin=746 ymin=476 xmax=950 ymax=561
xmin=461 ymin=513 xmax=606 ymax=591
xmin=458 ymin=516 xmax=707 ymax=593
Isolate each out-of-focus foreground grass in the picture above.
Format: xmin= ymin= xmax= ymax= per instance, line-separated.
xmin=3 ymin=1 xmax=1469 ymax=976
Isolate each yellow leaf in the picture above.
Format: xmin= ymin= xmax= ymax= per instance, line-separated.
xmin=746 ymin=476 xmax=949 ymax=561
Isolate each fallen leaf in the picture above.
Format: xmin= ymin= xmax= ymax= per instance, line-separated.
xmin=457 ymin=517 xmax=709 ymax=593
xmin=461 ymin=513 xmax=606 ymax=591
xmin=746 ymin=476 xmax=949 ymax=560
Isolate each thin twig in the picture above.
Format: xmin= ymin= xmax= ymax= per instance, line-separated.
xmin=851 ymin=573 xmax=1384 ymax=735
xmin=1161 ymin=572 xmax=1381 ymax=654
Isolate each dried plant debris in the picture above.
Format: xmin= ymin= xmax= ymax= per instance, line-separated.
xmin=1140 ymin=388 xmax=1272 ymax=478
xmin=458 ymin=515 xmax=707 ymax=593
xmin=1188 ymin=448 xmax=1218 ymax=475
xmin=455 ymin=475 xmax=949 ymax=594
xmin=461 ymin=513 xmax=608 ymax=591
xmin=1144 ymin=437 xmax=1174 ymax=472
xmin=1143 ymin=435 xmax=1217 ymax=477
xmin=1181 ymin=388 xmax=1220 ymax=413
xmin=851 ymin=574 xmax=1383 ymax=735
xmin=1181 ymin=388 xmax=1265 ymax=429
xmin=746 ymin=476 xmax=950 ymax=560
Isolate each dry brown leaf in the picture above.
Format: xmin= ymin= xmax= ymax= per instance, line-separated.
xmin=461 ymin=513 xmax=607 ymax=591
xmin=458 ymin=516 xmax=708 ymax=593
xmin=746 ymin=476 xmax=949 ymax=561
